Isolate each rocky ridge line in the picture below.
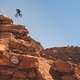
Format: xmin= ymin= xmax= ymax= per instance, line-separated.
xmin=0 ymin=15 xmax=80 ymax=80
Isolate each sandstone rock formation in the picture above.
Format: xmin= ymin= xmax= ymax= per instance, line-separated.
xmin=44 ymin=46 xmax=80 ymax=64
xmin=0 ymin=15 xmax=52 ymax=80
xmin=44 ymin=47 xmax=80 ymax=80
xmin=50 ymin=60 xmax=80 ymax=80
xmin=0 ymin=15 xmax=80 ymax=80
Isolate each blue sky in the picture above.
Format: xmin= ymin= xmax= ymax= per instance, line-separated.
xmin=0 ymin=0 xmax=80 ymax=48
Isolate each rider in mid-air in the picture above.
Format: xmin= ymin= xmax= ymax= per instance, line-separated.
xmin=16 ymin=9 xmax=21 ymax=14
xmin=15 ymin=9 xmax=22 ymax=18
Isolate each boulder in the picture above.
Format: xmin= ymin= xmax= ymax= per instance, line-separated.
xmin=19 ymin=55 xmax=39 ymax=69
xmin=52 ymin=61 xmax=74 ymax=72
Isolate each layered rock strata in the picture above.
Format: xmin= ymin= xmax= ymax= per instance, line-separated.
xmin=0 ymin=15 xmax=80 ymax=80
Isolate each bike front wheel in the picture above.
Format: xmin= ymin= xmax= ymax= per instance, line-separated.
xmin=19 ymin=13 xmax=22 ymax=17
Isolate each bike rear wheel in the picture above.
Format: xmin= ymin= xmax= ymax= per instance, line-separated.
xmin=15 ymin=14 xmax=18 ymax=18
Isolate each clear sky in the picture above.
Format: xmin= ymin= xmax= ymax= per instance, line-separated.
xmin=0 ymin=0 xmax=80 ymax=48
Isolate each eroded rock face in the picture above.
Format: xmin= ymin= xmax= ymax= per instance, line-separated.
xmin=0 ymin=52 xmax=39 ymax=79
xmin=52 ymin=61 xmax=74 ymax=73
xmin=0 ymin=15 xmax=13 ymax=25
xmin=0 ymin=15 xmax=80 ymax=80
xmin=44 ymin=46 xmax=80 ymax=64
xmin=0 ymin=15 xmax=44 ymax=57
xmin=0 ymin=15 xmax=46 ymax=80
xmin=50 ymin=60 xmax=80 ymax=80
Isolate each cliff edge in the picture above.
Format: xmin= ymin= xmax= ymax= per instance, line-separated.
xmin=0 ymin=15 xmax=80 ymax=80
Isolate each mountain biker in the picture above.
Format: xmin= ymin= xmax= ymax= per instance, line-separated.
xmin=15 ymin=9 xmax=22 ymax=17
xmin=16 ymin=9 xmax=21 ymax=14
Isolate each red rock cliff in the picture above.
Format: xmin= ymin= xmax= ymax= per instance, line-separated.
xmin=0 ymin=15 xmax=80 ymax=80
